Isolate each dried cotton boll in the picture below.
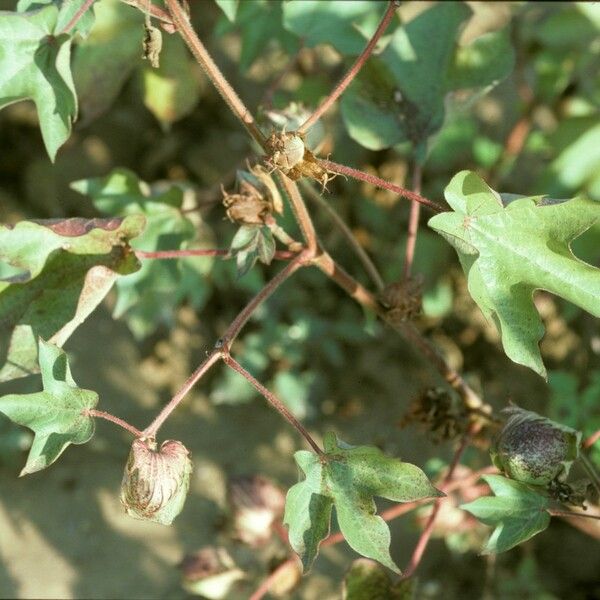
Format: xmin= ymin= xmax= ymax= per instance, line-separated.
xmin=120 ymin=438 xmax=192 ymax=525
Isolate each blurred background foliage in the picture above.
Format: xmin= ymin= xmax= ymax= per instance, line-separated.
xmin=0 ymin=1 xmax=599 ymax=598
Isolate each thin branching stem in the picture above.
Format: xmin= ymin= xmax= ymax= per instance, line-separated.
xmin=311 ymin=251 xmax=487 ymax=412
xmin=548 ymin=509 xmax=600 ymax=521
xmin=583 ymin=429 xmax=600 ymax=449
xmin=249 ymin=557 xmax=300 ymax=600
xmin=278 ymin=174 xmax=319 ymax=254
xmin=221 ymin=250 xmax=310 ymax=348
xmin=580 ymin=454 xmax=600 ymax=497
xmin=60 ymin=0 xmax=96 ymax=34
xmin=86 ymin=409 xmax=143 ymax=437
xmin=143 ymin=251 xmax=310 ymax=437
xmin=319 ymin=159 xmax=445 ymax=213
xmin=297 ymin=0 xmax=399 ymax=135
xmin=404 ymin=162 xmax=422 ymax=280
xmin=223 ymin=355 xmax=324 ymax=455
xmin=164 ymin=0 xmax=267 ymax=147
xmin=143 ymin=351 xmax=222 ymax=438
xmin=135 ymin=249 xmax=298 ymax=260
xmin=120 ymin=0 xmax=173 ymax=25
xmin=301 ymin=181 xmax=385 ymax=293
xmin=401 ymin=427 xmax=475 ymax=580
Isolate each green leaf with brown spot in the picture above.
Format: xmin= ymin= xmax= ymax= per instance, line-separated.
xmin=0 ymin=215 xmax=144 ymax=382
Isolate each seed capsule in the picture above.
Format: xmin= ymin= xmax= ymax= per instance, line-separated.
xmin=490 ymin=406 xmax=581 ymax=486
xmin=120 ymin=438 xmax=192 ymax=525
xmin=265 ymin=132 xmax=306 ymax=173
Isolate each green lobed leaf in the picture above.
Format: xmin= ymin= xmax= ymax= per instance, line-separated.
xmin=17 ymin=0 xmax=96 ymax=38
xmin=284 ymin=431 xmax=442 ymax=573
xmin=428 ymin=170 xmax=600 ymax=377
xmin=461 ymin=475 xmax=551 ymax=554
xmin=0 ymin=215 xmax=144 ymax=382
xmin=0 ymin=4 xmax=78 ymax=160
xmin=340 ymin=2 xmax=515 ymax=154
xmin=0 ymin=339 xmax=98 ymax=475
xmin=71 ymin=168 xmax=210 ymax=339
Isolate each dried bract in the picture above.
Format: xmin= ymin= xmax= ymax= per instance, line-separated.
xmin=399 ymin=387 xmax=467 ymax=443
xmin=379 ymin=275 xmax=423 ymax=324
xmin=222 ymin=166 xmax=283 ymax=226
xmin=142 ymin=23 xmax=162 ymax=69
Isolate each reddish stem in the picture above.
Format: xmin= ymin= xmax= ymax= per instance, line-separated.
xmin=60 ymin=0 xmax=96 ymax=34
xmin=278 ymin=175 xmax=318 ymax=255
xmin=297 ymin=1 xmax=399 ymax=135
xmin=220 ymin=250 xmax=310 ymax=349
xmin=583 ymin=429 xmax=600 ymax=449
xmin=143 ymin=351 xmax=222 ymax=438
xmin=547 ymin=509 xmax=600 ymax=521
xmin=403 ymin=163 xmax=422 ymax=281
xmin=223 ymin=355 xmax=323 ymax=455
xmin=86 ymin=409 xmax=143 ymax=438
xmin=143 ymin=251 xmax=310 ymax=437
xmin=135 ymin=249 xmax=298 ymax=260
xmin=250 ymin=558 xmax=299 ymax=600
xmin=311 ymin=252 xmax=486 ymax=412
xmin=319 ymin=159 xmax=444 ymax=213
xmin=301 ymin=181 xmax=385 ymax=292
xmin=165 ymin=0 xmax=267 ymax=147
xmin=401 ymin=428 xmax=475 ymax=580
xmin=121 ymin=0 xmax=173 ymax=25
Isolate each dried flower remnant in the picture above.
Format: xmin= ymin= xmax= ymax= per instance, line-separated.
xmin=379 ymin=275 xmax=424 ymax=324
xmin=227 ymin=475 xmax=286 ymax=547
xmin=180 ymin=546 xmax=244 ymax=600
xmin=222 ymin=166 xmax=283 ymax=226
xmin=400 ymin=387 xmax=467 ymax=443
xmin=265 ymin=131 xmax=334 ymax=189
xmin=142 ymin=22 xmax=162 ymax=68
xmin=120 ymin=438 xmax=192 ymax=525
